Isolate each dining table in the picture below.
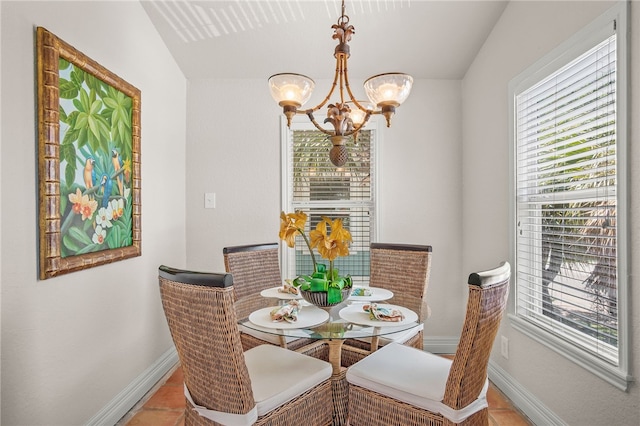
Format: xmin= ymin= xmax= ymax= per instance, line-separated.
xmin=234 ymin=287 xmax=428 ymax=425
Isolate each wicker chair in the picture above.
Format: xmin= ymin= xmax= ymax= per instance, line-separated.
xmin=341 ymin=243 xmax=432 ymax=367
xmin=158 ymin=265 xmax=333 ymax=426
xmin=346 ymin=261 xmax=510 ymax=426
xmin=223 ymin=243 xmax=318 ymax=353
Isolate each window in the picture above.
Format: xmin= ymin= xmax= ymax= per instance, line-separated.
xmin=281 ymin=118 xmax=378 ymax=286
xmin=509 ymin=3 xmax=630 ymax=389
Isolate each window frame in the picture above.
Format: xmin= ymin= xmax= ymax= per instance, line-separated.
xmin=507 ymin=1 xmax=630 ymax=390
xmin=280 ymin=115 xmax=381 ymax=285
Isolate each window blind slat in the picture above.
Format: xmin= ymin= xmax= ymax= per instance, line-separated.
xmin=517 ymin=76 xmax=615 ymax=136
xmin=517 ymin=36 xmax=616 ymax=109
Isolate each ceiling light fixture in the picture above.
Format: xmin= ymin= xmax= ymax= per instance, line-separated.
xmin=268 ymin=0 xmax=413 ymax=167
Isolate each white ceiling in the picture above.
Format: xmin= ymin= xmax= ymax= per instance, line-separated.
xmin=140 ymin=0 xmax=508 ymax=80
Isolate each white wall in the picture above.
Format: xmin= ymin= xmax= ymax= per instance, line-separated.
xmin=185 ymin=77 xmax=466 ymax=337
xmin=0 ymin=2 xmax=187 ymax=424
xmin=186 ymin=79 xmax=282 ymax=272
xmin=376 ymin=80 xmax=466 ymax=335
xmin=463 ymin=1 xmax=639 ymax=424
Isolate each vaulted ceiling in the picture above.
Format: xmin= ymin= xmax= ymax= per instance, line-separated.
xmin=141 ymin=0 xmax=508 ymax=80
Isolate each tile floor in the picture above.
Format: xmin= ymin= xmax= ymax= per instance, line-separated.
xmin=119 ymin=364 xmax=532 ymax=426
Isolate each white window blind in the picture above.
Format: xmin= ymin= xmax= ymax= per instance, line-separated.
xmin=515 ymin=33 xmax=619 ymax=364
xmin=282 ymin=123 xmax=376 ymax=286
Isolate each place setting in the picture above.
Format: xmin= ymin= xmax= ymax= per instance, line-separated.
xmin=347 ymin=286 xmax=394 ymax=302
xmin=338 ymin=302 xmax=418 ymax=327
xmin=248 ymin=299 xmax=329 ymax=330
xmin=259 ymin=280 xmax=304 ymax=300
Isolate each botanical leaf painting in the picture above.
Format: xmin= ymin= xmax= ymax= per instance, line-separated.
xmin=57 ymin=58 xmax=133 ymax=257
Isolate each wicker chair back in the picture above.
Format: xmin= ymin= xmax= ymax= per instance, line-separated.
xmin=369 ymin=243 xmax=433 ymax=300
xmin=223 ymin=243 xmax=282 ymax=301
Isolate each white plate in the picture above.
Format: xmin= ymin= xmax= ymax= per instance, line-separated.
xmin=249 ymin=305 xmax=329 ymax=330
xmin=260 ymin=286 xmax=303 ymax=300
xmin=339 ymin=304 xmax=418 ymax=327
xmin=347 ymin=287 xmax=394 ymax=302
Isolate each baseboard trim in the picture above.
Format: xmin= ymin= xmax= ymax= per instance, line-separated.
xmin=424 ymin=336 xmax=459 ymax=354
xmin=85 ymin=346 xmax=178 ymax=426
xmin=488 ymin=361 xmax=567 ymax=426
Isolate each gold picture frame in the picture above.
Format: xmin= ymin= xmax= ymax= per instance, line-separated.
xmin=37 ymin=27 xmax=141 ymax=280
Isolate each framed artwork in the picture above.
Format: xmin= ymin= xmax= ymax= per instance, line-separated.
xmin=36 ymin=27 xmax=141 ymax=280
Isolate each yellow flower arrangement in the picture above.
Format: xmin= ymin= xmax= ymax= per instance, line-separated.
xmin=279 ymin=211 xmax=353 ymax=304
xmin=279 ymin=211 xmax=318 ymax=269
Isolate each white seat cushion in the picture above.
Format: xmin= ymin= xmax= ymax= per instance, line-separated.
xmin=346 ymin=343 xmax=488 ymax=423
xmin=239 ymin=324 xmax=301 ymax=345
xmin=244 ymin=344 xmax=332 ymax=416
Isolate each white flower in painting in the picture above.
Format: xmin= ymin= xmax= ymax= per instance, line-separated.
xmin=96 ymin=205 xmax=114 ymax=228
xmin=110 ymin=198 xmax=125 ymax=220
xmin=92 ymin=225 xmax=107 ymax=245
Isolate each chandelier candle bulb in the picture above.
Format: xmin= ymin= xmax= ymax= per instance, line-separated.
xmin=268 ymin=0 xmax=412 ymax=166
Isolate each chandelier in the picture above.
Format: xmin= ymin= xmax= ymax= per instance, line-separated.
xmin=268 ymin=0 xmax=413 ymax=167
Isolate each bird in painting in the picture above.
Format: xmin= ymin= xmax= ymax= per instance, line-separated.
xmin=100 ymin=174 xmax=113 ymax=208
xmin=111 ymin=149 xmax=124 ymax=196
xmin=83 ymin=158 xmax=96 ymax=191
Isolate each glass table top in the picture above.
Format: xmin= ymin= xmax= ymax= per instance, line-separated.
xmin=235 ymin=291 xmax=427 ymax=340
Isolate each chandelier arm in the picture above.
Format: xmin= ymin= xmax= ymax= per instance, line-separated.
xmin=306 ymin=111 xmax=334 ymax=136
xmin=342 ymin=62 xmax=372 ymax=115
xmin=303 ymin=56 xmax=343 ymax=114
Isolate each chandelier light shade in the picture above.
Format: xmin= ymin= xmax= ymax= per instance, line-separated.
xmin=268 ymin=73 xmax=316 ymax=122
xmin=364 ymin=73 xmax=414 ymax=125
xmin=268 ymin=0 xmax=412 ymax=166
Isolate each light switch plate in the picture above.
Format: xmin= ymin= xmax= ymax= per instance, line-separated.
xmin=204 ymin=192 xmax=216 ymax=209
